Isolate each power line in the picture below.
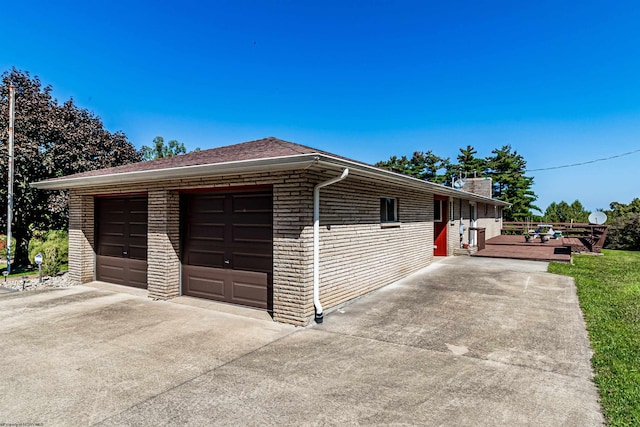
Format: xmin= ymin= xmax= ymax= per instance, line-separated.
xmin=527 ymin=148 xmax=640 ymax=172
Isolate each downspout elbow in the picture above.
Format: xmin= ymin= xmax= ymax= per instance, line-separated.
xmin=313 ymin=168 xmax=349 ymax=323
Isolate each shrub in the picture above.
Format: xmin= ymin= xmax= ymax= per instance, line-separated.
xmin=606 ymin=213 xmax=640 ymax=250
xmin=28 ymin=230 xmax=69 ymax=276
xmin=0 ymin=235 xmax=17 ymax=260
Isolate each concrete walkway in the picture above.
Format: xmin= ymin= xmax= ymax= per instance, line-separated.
xmin=0 ymin=257 xmax=603 ymax=426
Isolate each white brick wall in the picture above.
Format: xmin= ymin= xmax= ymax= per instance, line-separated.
xmin=66 ymin=168 xmax=501 ymax=326
xmin=311 ymin=172 xmax=433 ymax=318
xmin=147 ymin=190 xmax=181 ymax=300
xmin=68 ymin=193 xmax=94 ymax=284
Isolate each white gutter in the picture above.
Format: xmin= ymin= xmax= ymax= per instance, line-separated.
xmin=31 ymin=154 xmax=322 ymax=190
xmin=313 ymin=158 xmax=509 ymax=207
xmin=313 ymin=168 xmax=349 ymax=323
xmin=31 ymin=151 xmax=509 ymax=208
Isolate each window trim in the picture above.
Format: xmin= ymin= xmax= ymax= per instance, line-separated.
xmin=380 ymin=197 xmax=399 ymax=224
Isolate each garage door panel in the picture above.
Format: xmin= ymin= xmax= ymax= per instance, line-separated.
xmin=191 ymin=196 xmax=225 ymax=212
xmin=232 ymin=253 xmax=272 ymax=272
xmin=183 ymin=266 xmax=227 ymax=299
xmin=127 ymin=260 xmax=148 ymax=289
xmin=188 ymin=224 xmax=225 ymax=241
xmin=230 ymin=271 xmax=268 ymax=308
xmin=187 ymin=253 xmax=225 ymax=269
xmin=128 ymin=239 xmax=147 ymax=252
xmin=99 ymin=243 xmax=125 ymax=258
xmin=128 ymin=245 xmax=147 ymax=260
xmin=232 ymin=224 xmax=272 ymax=243
xmin=100 ymin=222 xmax=125 ymax=235
xmin=129 ymin=224 xmax=147 ymax=236
xmin=96 ymin=256 xmax=125 ymax=281
xmin=232 ymin=194 xmax=272 ymax=213
xmin=231 ymin=213 xmax=272 ymax=225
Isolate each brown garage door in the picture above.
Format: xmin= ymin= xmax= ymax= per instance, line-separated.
xmin=96 ymin=197 xmax=148 ymax=289
xmin=182 ymin=191 xmax=272 ymax=309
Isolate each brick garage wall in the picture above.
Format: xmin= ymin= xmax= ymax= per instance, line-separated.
xmin=67 ymin=168 xmax=498 ymax=325
xmin=311 ymin=171 xmax=433 ymax=316
xmin=272 ymin=176 xmax=313 ymax=325
xmin=67 ymin=171 xmax=314 ymax=326
xmin=68 ymin=193 xmax=95 ymax=284
xmin=147 ymin=190 xmax=181 ymax=300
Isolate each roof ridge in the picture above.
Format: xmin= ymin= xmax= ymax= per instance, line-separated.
xmin=268 ymin=137 xmax=321 ymax=156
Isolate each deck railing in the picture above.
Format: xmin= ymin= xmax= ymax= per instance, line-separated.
xmin=502 ymin=222 xmax=608 ymax=253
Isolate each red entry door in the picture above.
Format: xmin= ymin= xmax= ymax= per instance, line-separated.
xmin=434 ymin=198 xmax=448 ymax=256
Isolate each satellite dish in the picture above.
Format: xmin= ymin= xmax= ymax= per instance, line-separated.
xmin=453 ymin=178 xmax=467 ymax=189
xmin=588 ymin=211 xmax=607 ymax=225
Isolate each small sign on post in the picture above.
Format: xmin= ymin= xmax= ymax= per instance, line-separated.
xmin=34 ymin=253 xmax=43 ymax=283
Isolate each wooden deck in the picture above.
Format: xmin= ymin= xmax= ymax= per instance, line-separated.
xmin=472 ymin=235 xmax=573 ymax=263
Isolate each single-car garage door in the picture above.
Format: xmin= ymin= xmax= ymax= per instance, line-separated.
xmin=182 ymin=190 xmax=272 ymax=309
xmin=96 ymin=196 xmax=148 ymax=288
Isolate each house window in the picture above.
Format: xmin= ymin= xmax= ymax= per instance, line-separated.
xmin=434 ymin=200 xmax=442 ymax=222
xmin=380 ymin=197 xmax=398 ymax=223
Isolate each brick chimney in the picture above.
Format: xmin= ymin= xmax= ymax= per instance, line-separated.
xmin=460 ymin=177 xmax=492 ymax=199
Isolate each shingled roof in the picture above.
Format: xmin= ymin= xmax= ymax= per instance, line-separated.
xmin=32 ymin=136 xmax=509 ymax=206
xmin=58 ymin=137 xmax=336 ymax=180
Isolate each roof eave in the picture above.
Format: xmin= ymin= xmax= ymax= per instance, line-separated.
xmin=31 ymin=152 xmax=510 ymax=206
xmin=31 ymin=154 xmax=321 ymax=190
xmin=313 ymin=156 xmax=511 ymax=206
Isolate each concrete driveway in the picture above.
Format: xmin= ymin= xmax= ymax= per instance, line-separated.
xmin=0 ymin=257 xmax=603 ymax=426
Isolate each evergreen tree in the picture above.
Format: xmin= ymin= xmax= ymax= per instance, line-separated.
xmin=375 ymin=150 xmax=449 ymax=183
xmin=376 ymin=144 xmax=540 ymax=221
xmin=485 ymin=145 xmax=539 ymax=221
xmin=444 ymin=145 xmax=488 ymax=185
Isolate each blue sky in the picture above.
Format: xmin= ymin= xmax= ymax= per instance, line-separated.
xmin=3 ymin=0 xmax=639 ymax=213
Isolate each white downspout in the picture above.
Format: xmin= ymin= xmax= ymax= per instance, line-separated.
xmin=313 ymin=168 xmax=349 ymax=323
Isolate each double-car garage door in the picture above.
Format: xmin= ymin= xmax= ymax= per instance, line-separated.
xmin=95 ymin=191 xmax=273 ymax=309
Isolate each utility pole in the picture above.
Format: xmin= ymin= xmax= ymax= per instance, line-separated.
xmin=6 ymin=85 xmax=15 ymax=274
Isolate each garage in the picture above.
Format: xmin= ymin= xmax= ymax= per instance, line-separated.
xmin=181 ymin=190 xmax=273 ymax=309
xmin=95 ymin=196 xmax=148 ymax=288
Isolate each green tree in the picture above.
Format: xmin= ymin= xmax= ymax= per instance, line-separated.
xmin=142 ymin=136 xmax=192 ymax=161
xmin=0 ymin=68 xmax=141 ymax=265
xmin=375 ymin=150 xmax=450 ymax=183
xmin=449 ymin=145 xmax=487 ymax=180
xmin=606 ymin=214 xmax=640 ymax=250
xmin=544 ymin=200 xmax=590 ymax=223
xmin=605 ymin=198 xmax=640 ymax=250
xmin=376 ymin=144 xmax=539 ymax=220
xmin=607 ymin=197 xmax=640 ymax=218
xmin=485 ymin=145 xmax=539 ymax=221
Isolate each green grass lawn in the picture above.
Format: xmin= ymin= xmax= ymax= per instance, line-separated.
xmin=549 ymin=250 xmax=640 ymax=426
